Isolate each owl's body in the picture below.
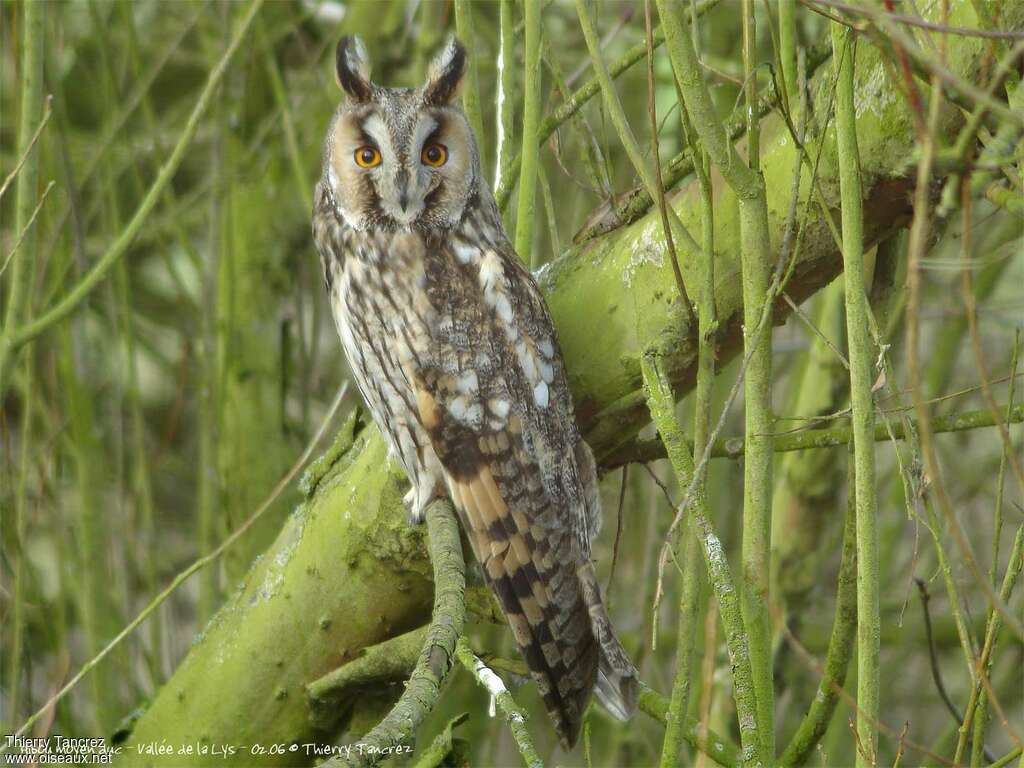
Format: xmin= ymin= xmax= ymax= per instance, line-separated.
xmin=312 ymin=37 xmax=636 ymax=747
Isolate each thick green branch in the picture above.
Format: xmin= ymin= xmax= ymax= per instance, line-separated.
xmin=308 ymin=627 xmax=428 ymax=715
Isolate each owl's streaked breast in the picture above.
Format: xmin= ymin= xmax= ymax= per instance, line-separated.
xmin=319 ymin=214 xmax=446 ymax=517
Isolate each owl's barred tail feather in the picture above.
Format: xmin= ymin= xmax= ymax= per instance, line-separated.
xmin=496 ymin=555 xmax=638 ymax=749
xmin=578 ymin=562 xmax=639 ymax=722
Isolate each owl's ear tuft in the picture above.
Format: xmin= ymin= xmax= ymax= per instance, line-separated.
xmin=335 ymin=36 xmax=373 ymax=101
xmin=423 ymin=37 xmax=467 ymax=105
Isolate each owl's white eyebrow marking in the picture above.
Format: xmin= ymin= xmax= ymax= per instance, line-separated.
xmin=412 ymin=116 xmax=441 ymax=152
xmin=360 ymin=113 xmax=394 ymax=160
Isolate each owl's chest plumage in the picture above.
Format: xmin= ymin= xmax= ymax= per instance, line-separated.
xmin=325 ymin=228 xmax=447 ymax=508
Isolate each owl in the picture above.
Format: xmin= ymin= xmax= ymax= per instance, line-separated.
xmin=312 ymin=36 xmax=637 ymax=747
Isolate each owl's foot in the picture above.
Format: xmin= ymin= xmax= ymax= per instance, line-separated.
xmin=403 ymin=475 xmax=442 ymax=526
xmin=403 ymin=487 xmax=432 ymax=528
xmin=403 ymin=486 xmax=427 ymax=526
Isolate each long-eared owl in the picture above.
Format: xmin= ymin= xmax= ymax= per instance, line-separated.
xmin=311 ymin=35 xmax=637 ymax=747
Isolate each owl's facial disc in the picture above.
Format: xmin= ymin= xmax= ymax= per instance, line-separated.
xmin=327 ymin=75 xmax=478 ymax=232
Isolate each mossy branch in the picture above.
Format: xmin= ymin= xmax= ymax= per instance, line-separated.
xmin=308 ymin=627 xmax=428 ymax=715
xmin=322 ymin=499 xmax=465 ymax=768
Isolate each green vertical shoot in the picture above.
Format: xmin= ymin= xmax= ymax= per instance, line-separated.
xmin=655 ymin=2 xmax=776 ymax=761
xmin=3 ymin=0 xmax=46 ymax=719
xmin=454 ymin=0 xmax=486 ymax=178
xmin=660 ymin=115 xmax=716 ymax=767
xmin=495 ymin=0 xmax=516 ymax=199
xmin=778 ymin=0 xmax=798 ymax=112
xmin=739 ymin=0 xmax=774 ymax=756
xmin=830 ymin=23 xmax=880 ymax=768
xmin=514 ymin=0 xmax=541 ymax=265
xmin=642 ymin=355 xmax=762 ymax=768
xmin=0 ymin=0 xmax=45 ymax=391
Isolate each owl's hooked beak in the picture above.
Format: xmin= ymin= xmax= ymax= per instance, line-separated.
xmin=396 ymin=171 xmax=411 ymax=213
xmin=382 ymin=169 xmax=424 ymax=226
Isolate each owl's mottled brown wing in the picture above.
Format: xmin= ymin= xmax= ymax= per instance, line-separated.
xmin=409 ymin=235 xmax=635 ymax=747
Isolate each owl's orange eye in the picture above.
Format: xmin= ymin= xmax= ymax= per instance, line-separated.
xmin=354 ymin=146 xmax=381 ymax=168
xmin=421 ymin=143 xmax=448 ymax=167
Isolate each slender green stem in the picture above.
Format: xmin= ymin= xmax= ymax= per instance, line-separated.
xmin=660 ymin=103 xmax=716 ymax=768
xmin=537 ymin=161 xmax=560 ymax=261
xmin=955 ymin=525 xmax=1024 ymax=764
xmin=0 ymin=0 xmax=45 ymax=392
xmin=59 ymin=324 xmax=119 ymax=731
xmin=573 ymin=39 xmax=833 ymax=245
xmin=411 ymin=714 xmax=470 ymax=768
xmin=4 ymin=0 xmax=265 ymax=362
xmin=778 ymin=0 xmax=798 ymax=110
xmin=986 ymin=746 xmax=1022 ymax=768
xmin=654 ymin=20 xmax=779 ymax=741
xmin=971 ymin=334 xmax=1020 ymax=766
xmin=91 ymin=1 xmax=166 ymax=682
xmin=778 ymin=459 xmax=857 ymax=766
xmin=642 ymin=355 xmax=762 ymax=768
xmin=454 ymin=0 xmax=486 ymax=178
xmin=737 ymin=3 xmax=775 ymax=756
xmin=640 ymin=683 xmax=739 ymax=768
xmin=5 ymin=348 xmax=33 ymax=726
xmin=2 ymin=0 xmax=46 ymax=715
xmin=831 ymin=22 xmax=879 ymax=768
xmin=258 ymin=17 xmax=312 ymax=210
xmin=494 ymin=0 xmax=722 ymax=211
xmin=611 ymin=402 xmax=1024 ymax=467
xmin=514 ymin=0 xmax=541 ymax=265
xmin=494 ymin=0 xmax=516 ymax=197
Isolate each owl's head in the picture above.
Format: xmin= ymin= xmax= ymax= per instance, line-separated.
xmin=322 ymin=35 xmax=481 ymax=232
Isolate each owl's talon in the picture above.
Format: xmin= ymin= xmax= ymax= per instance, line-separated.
xmin=403 ymin=486 xmax=427 ymax=526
